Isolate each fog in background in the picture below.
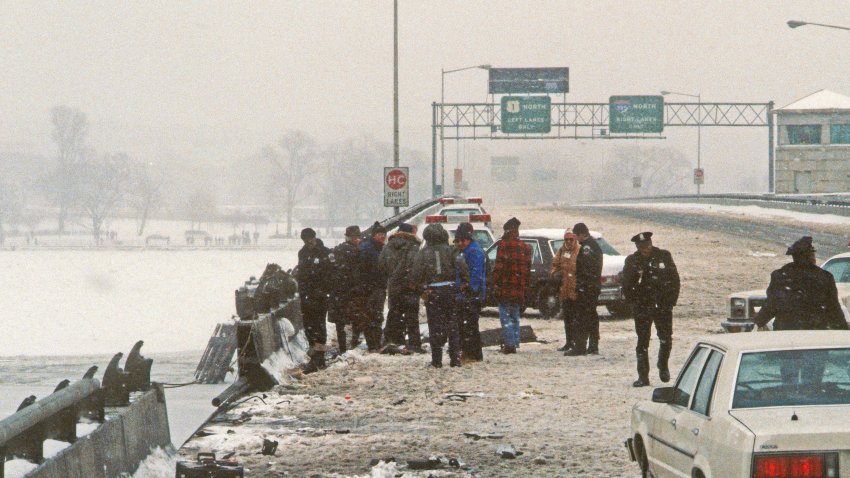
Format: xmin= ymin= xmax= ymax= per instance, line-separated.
xmin=0 ymin=1 xmax=847 ymax=235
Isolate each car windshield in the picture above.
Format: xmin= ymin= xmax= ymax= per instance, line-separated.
xmin=550 ymin=237 xmax=620 ymax=256
xmin=450 ymin=229 xmax=493 ymax=250
xmin=823 ymin=258 xmax=850 ymax=283
xmin=732 ymin=348 xmax=850 ymax=409
xmin=441 ymin=208 xmax=480 ymax=217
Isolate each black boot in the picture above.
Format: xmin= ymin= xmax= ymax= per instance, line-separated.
xmin=658 ymin=339 xmax=672 ymax=383
xmin=587 ymin=338 xmax=599 ymax=355
xmin=635 ymin=349 xmax=650 ymax=386
xmin=336 ymin=326 xmax=347 ymax=355
xmin=632 ymin=376 xmax=650 ymax=387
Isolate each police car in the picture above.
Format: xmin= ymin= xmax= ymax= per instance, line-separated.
xmin=722 ymin=251 xmax=850 ymax=333
xmin=436 ymin=196 xmax=486 ymax=218
xmin=423 ymin=212 xmax=496 ymax=250
xmin=484 ymin=229 xmax=628 ymax=319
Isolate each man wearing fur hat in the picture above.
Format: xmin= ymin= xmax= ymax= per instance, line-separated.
xmin=296 ymin=227 xmax=333 ymax=373
xmin=621 ymin=231 xmax=680 ymax=387
xmin=380 ymin=223 xmax=423 ymax=351
xmin=755 ymin=236 xmax=847 ymax=332
xmin=359 ymin=221 xmax=389 ymax=351
xmin=329 ymin=225 xmax=367 ymax=354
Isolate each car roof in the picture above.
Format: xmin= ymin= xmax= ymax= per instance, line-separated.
xmin=698 ymin=330 xmax=850 ymax=353
xmin=520 ymin=228 xmax=603 ymax=240
xmin=440 ymin=204 xmax=484 ymax=210
xmin=825 ymin=251 xmax=850 ymax=261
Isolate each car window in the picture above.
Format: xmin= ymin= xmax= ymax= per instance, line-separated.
xmin=487 ymin=242 xmax=499 ymax=262
xmin=674 ymin=346 xmax=710 ymax=408
xmin=691 ymin=350 xmax=723 ymax=416
xmin=441 ymin=208 xmax=480 ymax=217
xmin=823 ymin=258 xmax=850 ymax=283
xmin=552 ymin=238 xmax=619 ymax=256
xmin=473 ymin=230 xmax=494 ymax=250
xmin=733 ymin=348 xmax=850 ymax=409
xmin=522 ymin=239 xmax=543 ymax=264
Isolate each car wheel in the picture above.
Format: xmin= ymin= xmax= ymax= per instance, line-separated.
xmin=634 ymin=436 xmax=649 ymax=478
xmin=606 ymin=302 xmax=631 ymax=318
xmin=537 ymin=286 xmax=560 ymax=319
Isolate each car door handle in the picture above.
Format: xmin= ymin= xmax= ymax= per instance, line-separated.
xmin=691 ymin=428 xmax=699 ymax=436
xmin=669 ymin=418 xmax=677 ymax=428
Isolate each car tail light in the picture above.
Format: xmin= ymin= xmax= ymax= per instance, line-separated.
xmin=469 ymin=214 xmax=491 ymax=223
xmin=753 ymin=453 xmax=838 ymax=478
xmin=438 ymin=198 xmax=455 ymax=205
xmin=466 ymin=197 xmax=483 ymax=204
xmin=425 ymin=215 xmax=448 ymax=223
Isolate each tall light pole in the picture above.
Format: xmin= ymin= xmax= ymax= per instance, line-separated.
xmin=661 ymin=90 xmax=702 ymax=195
xmin=392 ymin=0 xmax=399 ymax=214
xmin=787 ymin=20 xmax=850 ymax=31
xmin=441 ymin=64 xmax=490 ymax=194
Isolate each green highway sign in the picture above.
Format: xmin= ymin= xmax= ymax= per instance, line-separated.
xmin=609 ymin=95 xmax=664 ymax=133
xmin=500 ymin=96 xmax=551 ymax=134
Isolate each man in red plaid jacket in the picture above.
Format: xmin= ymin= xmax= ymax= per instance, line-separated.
xmin=492 ymin=217 xmax=532 ymax=354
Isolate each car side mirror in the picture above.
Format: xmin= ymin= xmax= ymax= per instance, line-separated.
xmin=651 ymin=387 xmax=675 ymax=403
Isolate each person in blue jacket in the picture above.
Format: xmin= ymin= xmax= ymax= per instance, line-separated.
xmin=454 ymin=226 xmax=486 ymax=362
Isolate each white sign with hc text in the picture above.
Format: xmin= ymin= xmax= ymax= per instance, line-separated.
xmin=384 ymin=167 xmax=409 ymax=207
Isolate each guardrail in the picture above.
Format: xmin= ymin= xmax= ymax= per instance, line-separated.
xmin=0 ymin=341 xmax=166 ymax=478
xmin=596 ymin=193 xmax=850 ymax=210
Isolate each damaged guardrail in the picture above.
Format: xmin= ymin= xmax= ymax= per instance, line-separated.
xmin=0 ymin=341 xmax=169 ymax=478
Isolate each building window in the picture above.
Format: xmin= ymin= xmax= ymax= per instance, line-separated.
xmin=831 ymin=124 xmax=850 ymax=144
xmin=787 ymin=125 xmax=822 ymax=145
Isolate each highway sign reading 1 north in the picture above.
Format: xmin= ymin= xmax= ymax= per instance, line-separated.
xmin=500 ymin=96 xmax=552 ymax=134
xmin=609 ymin=95 xmax=664 ymax=133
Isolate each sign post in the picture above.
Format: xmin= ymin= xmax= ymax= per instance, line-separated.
xmin=501 ymin=96 xmax=552 ymax=134
xmin=384 ymin=167 xmax=409 ymax=208
xmin=609 ymin=96 xmax=664 ymax=134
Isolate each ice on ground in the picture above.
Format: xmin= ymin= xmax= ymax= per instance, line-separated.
xmin=4 ymin=458 xmax=36 ymax=478
xmin=131 ymin=446 xmax=178 ymax=478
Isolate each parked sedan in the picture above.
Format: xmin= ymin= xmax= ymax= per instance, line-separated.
xmin=722 ymin=251 xmax=850 ymax=333
xmin=627 ymin=331 xmax=850 ymax=478
xmin=484 ymin=229 xmax=628 ymax=318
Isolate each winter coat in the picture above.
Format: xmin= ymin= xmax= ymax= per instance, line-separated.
xmin=492 ymin=232 xmax=532 ymax=304
xmin=379 ymin=231 xmax=421 ymax=297
xmin=457 ymin=239 xmax=486 ymax=301
xmin=576 ymin=236 xmax=603 ymax=296
xmin=295 ymin=239 xmax=332 ymax=298
xmin=550 ymin=241 xmax=579 ymax=300
xmin=329 ymin=239 xmax=365 ymax=304
xmin=621 ymin=246 xmax=680 ymax=310
xmin=412 ymin=223 xmax=469 ymax=289
xmin=359 ymin=237 xmax=386 ymax=292
xmin=754 ymin=261 xmax=847 ymax=330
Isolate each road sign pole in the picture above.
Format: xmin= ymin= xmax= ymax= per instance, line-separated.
xmin=392 ymin=0 xmax=400 ymax=214
xmin=431 ymin=102 xmax=438 ymax=197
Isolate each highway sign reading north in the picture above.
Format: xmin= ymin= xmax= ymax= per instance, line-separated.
xmin=609 ymin=95 xmax=664 ymax=133
xmin=500 ymin=96 xmax=551 ymax=134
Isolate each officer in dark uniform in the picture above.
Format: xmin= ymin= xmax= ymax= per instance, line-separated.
xmin=329 ymin=225 xmax=367 ymax=354
xmin=621 ymin=232 xmax=680 ymax=387
xmin=755 ymin=236 xmax=847 ymax=331
xmin=296 ymin=228 xmax=332 ymax=373
xmin=565 ymin=222 xmax=603 ymax=356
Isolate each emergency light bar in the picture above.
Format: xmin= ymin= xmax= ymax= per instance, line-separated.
xmin=425 ymin=215 xmax=448 ymax=223
xmin=425 ymin=214 xmax=491 ymax=225
xmin=466 ymin=197 xmax=483 ymax=204
xmin=469 ymin=214 xmax=491 ymax=223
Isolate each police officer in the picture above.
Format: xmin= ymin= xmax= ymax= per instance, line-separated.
xmin=621 ymin=232 xmax=680 ymax=387
xmin=565 ymin=222 xmax=603 ymax=356
xmin=296 ymin=227 xmax=332 ymax=373
xmin=329 ymin=225 xmax=367 ymax=354
xmin=755 ymin=236 xmax=847 ymax=331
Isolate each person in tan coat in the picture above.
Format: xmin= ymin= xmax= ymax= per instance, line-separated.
xmin=550 ymin=230 xmax=580 ymax=352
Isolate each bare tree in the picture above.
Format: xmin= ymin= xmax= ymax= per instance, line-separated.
xmin=76 ymin=152 xmax=131 ymax=245
xmin=0 ymin=181 xmax=22 ymax=246
xmin=264 ymin=130 xmax=316 ymax=237
xmin=128 ymin=161 xmax=164 ymax=236
xmin=185 ymin=188 xmax=217 ymax=232
xmin=50 ymin=105 xmax=88 ymax=233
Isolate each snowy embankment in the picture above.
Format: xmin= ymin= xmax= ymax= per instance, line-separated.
xmin=588 ymin=201 xmax=850 ymax=228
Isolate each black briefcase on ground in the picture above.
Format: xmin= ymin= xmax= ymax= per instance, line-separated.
xmin=175 ymin=452 xmax=244 ymax=478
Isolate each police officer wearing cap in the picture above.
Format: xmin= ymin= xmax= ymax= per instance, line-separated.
xmin=755 ymin=236 xmax=847 ymax=331
xmin=621 ymin=232 xmax=680 ymax=387
xmin=296 ymin=227 xmax=332 ymax=373
xmin=565 ymin=222 xmax=603 ymax=356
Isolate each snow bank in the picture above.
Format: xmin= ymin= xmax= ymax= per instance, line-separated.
xmin=593 ymin=202 xmax=850 ymax=227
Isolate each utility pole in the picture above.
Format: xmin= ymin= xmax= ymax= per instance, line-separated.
xmin=392 ymin=0 xmax=400 ymax=214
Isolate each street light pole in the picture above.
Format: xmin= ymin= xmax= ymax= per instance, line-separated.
xmin=392 ymin=0 xmax=399 ymax=214
xmin=787 ymin=20 xmax=850 ymax=31
xmin=661 ymin=90 xmax=702 ymax=195
xmin=440 ymin=64 xmax=491 ymax=195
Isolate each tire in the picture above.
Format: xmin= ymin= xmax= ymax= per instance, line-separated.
xmin=606 ymin=302 xmax=631 ymax=318
xmin=537 ymin=286 xmax=560 ymax=319
xmin=635 ymin=436 xmax=649 ymax=478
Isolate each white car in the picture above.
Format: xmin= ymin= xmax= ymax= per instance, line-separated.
xmin=627 ymin=330 xmax=850 ymax=478
xmin=424 ymin=213 xmax=496 ymax=250
xmin=722 ymin=252 xmax=850 ymax=333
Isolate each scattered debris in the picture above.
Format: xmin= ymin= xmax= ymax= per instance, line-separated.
xmin=533 ymin=455 xmax=547 ymax=465
xmin=194 ymin=428 xmax=216 ymax=437
xmin=261 ymin=438 xmax=278 ymax=456
xmin=463 ymin=431 xmax=505 ymax=440
xmin=391 ymin=398 xmax=407 ymax=406
xmin=369 ymin=457 xmax=396 ymax=466
xmin=495 ymin=444 xmax=523 ymax=459
xmin=335 ymin=429 xmax=351 ymax=434
xmin=407 ymin=458 xmax=442 ymax=470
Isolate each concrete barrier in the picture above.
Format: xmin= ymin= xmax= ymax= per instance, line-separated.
xmin=26 ymin=386 xmax=171 ymax=478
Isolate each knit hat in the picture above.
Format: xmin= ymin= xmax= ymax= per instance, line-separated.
xmin=503 ymin=217 xmax=521 ymax=231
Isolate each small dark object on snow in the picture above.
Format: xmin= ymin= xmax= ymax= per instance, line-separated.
xmin=194 ymin=428 xmax=216 ymax=437
xmin=369 ymin=457 xmax=396 ymax=466
xmin=495 ymin=444 xmax=523 ymax=459
xmin=445 ymin=395 xmax=467 ymax=402
xmin=463 ymin=431 xmax=505 ymax=440
xmin=392 ymin=398 xmax=407 ymax=406
xmin=448 ymin=458 xmax=460 ymax=468
xmin=261 ymin=439 xmax=278 ymax=455
xmin=407 ymin=458 xmax=442 ymax=470
xmin=175 ymin=452 xmax=244 ymax=477
xmin=335 ymin=429 xmax=351 ymax=434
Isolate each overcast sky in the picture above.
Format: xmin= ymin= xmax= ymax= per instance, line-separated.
xmin=1 ymin=1 xmax=848 ymax=192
